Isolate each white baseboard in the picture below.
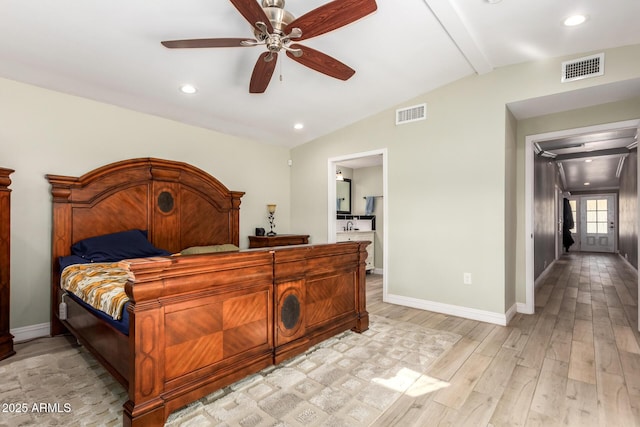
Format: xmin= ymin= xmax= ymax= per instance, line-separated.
xmin=534 ymin=258 xmax=558 ymax=290
xmin=11 ymin=322 xmax=50 ymax=343
xmin=505 ymin=303 xmax=518 ymax=324
xmin=371 ymin=267 xmax=383 ymax=275
xmin=384 ymin=293 xmax=514 ymax=326
xmin=515 ymin=257 xmax=561 ymax=315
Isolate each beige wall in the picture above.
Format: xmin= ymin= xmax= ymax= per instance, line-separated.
xmin=0 ymin=77 xmax=291 ymax=329
xmin=352 ymin=165 xmax=383 ymax=270
xmin=291 ymin=44 xmax=640 ymax=319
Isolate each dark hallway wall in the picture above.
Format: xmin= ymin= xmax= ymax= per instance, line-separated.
xmin=534 ymin=155 xmax=560 ymax=279
xmin=619 ymin=149 xmax=638 ymax=268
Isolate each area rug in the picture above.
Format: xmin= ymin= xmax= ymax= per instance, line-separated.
xmin=0 ymin=315 xmax=460 ymax=426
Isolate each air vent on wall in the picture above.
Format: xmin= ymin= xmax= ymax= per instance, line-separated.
xmin=396 ymin=103 xmax=426 ymax=125
xmin=561 ymin=53 xmax=604 ymax=83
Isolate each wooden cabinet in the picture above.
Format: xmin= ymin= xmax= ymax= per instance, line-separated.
xmin=337 ymin=231 xmax=374 ymax=271
xmin=0 ymin=168 xmax=14 ymax=360
xmin=248 ymin=234 xmax=309 ymax=249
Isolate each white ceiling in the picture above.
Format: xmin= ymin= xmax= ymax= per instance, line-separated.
xmin=2 ymin=0 xmax=640 ymax=150
xmin=536 ymin=126 xmax=639 ymax=192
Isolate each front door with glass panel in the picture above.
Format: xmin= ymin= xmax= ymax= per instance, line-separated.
xmin=580 ymin=195 xmax=616 ymax=253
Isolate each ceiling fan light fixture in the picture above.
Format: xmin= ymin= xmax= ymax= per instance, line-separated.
xmin=564 ymin=14 xmax=588 ymax=27
xmin=261 ymin=0 xmax=295 ymax=35
xmin=262 ymin=0 xmax=284 ymax=7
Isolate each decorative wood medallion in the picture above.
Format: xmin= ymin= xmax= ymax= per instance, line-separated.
xmin=275 ymin=281 xmax=305 ymax=345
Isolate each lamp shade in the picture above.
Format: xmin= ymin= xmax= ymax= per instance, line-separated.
xmin=267 ymin=204 xmax=276 ymax=214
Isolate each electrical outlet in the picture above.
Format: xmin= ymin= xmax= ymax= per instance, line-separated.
xmin=463 ymin=273 xmax=472 ymax=285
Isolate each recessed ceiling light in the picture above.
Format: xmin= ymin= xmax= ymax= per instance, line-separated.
xmin=564 ymin=15 xmax=587 ymax=27
xmin=584 ymin=182 xmax=591 ymax=186
xmin=179 ymin=84 xmax=197 ymax=94
xmin=585 ymin=159 xmax=593 ymax=163
xmin=293 ymin=123 xmax=304 ymax=130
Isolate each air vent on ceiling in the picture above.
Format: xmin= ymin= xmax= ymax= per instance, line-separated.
xmin=561 ymin=53 xmax=604 ymax=83
xmin=396 ymin=103 xmax=426 ymax=125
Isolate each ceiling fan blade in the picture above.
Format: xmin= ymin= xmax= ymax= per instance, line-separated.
xmin=229 ymin=0 xmax=274 ymax=33
xmin=249 ymin=52 xmax=278 ymax=93
xmin=285 ymin=0 xmax=377 ymax=41
xmin=286 ymin=44 xmax=355 ymax=81
xmin=161 ymin=38 xmax=256 ymax=49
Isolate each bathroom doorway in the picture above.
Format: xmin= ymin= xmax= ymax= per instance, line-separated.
xmin=328 ymin=149 xmax=388 ymax=296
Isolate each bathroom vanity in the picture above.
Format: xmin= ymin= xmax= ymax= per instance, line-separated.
xmin=336 ymin=215 xmax=375 ymax=272
xmin=336 ymin=231 xmax=374 ymax=271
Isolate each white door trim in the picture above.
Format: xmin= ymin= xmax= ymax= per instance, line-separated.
xmin=524 ymin=119 xmax=640 ymax=315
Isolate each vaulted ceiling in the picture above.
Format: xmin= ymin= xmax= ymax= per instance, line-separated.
xmin=2 ymin=0 xmax=640 ymax=150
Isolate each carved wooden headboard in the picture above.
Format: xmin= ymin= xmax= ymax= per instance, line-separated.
xmin=47 ymin=157 xmax=244 ymax=263
xmin=47 ymin=157 xmax=244 ymax=337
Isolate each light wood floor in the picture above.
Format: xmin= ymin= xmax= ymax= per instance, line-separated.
xmin=369 ymin=252 xmax=640 ymax=426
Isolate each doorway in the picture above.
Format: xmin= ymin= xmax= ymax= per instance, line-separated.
xmin=525 ymin=119 xmax=640 ymax=315
xmin=562 ymin=194 xmax=617 ymax=253
xmin=327 ymin=149 xmax=388 ymax=297
xmin=579 ymin=194 xmax=617 ymax=253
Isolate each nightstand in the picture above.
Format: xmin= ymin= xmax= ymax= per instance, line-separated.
xmin=248 ymin=234 xmax=310 ymax=248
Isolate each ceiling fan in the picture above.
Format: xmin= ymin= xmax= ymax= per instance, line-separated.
xmin=161 ymin=0 xmax=378 ymax=93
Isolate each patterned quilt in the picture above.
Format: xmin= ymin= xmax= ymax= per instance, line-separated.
xmin=61 ymin=263 xmax=130 ymax=320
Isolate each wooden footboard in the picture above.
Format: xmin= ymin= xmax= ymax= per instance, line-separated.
xmin=121 ymin=241 xmax=367 ymax=426
xmin=272 ymin=241 xmax=369 ymax=363
xmin=120 ymin=250 xmax=275 ymax=426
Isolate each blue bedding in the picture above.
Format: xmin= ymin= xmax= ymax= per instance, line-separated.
xmin=66 ymin=291 xmax=130 ymax=336
xmin=58 ymin=229 xmax=172 ymax=336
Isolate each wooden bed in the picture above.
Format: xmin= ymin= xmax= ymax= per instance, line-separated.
xmin=47 ymin=158 xmax=369 ymax=426
xmin=0 ymin=167 xmax=15 ymax=361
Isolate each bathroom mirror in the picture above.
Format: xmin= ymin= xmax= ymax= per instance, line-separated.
xmin=337 ymin=178 xmax=351 ymax=214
